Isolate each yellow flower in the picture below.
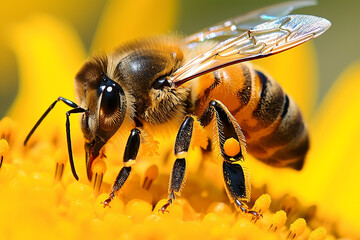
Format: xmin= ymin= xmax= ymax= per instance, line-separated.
xmin=0 ymin=0 xmax=358 ymax=239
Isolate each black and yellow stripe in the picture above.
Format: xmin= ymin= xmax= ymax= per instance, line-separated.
xmin=248 ymin=70 xmax=308 ymax=170
xmin=193 ymin=63 xmax=309 ymax=170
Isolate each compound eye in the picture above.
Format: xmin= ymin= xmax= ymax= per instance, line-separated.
xmin=101 ymin=86 xmax=119 ymax=116
xmin=99 ymin=86 xmax=121 ymax=131
xmin=151 ymin=76 xmax=171 ymax=90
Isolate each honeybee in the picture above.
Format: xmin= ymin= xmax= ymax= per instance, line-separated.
xmin=24 ymin=1 xmax=330 ymax=218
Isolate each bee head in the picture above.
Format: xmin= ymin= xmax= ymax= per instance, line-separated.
xmin=74 ymin=37 xmax=187 ymax=180
xmin=75 ymin=55 xmax=128 ymax=180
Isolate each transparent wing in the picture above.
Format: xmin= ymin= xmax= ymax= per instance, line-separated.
xmin=186 ymin=0 xmax=317 ymax=47
xmin=172 ymin=15 xmax=331 ymax=87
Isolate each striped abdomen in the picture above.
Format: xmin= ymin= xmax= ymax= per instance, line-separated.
xmin=193 ymin=63 xmax=309 ymax=170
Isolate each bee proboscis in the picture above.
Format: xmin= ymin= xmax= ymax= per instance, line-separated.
xmin=24 ymin=1 xmax=330 ymax=217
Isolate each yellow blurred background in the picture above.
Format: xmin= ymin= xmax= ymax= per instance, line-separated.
xmin=0 ymin=0 xmax=358 ymax=117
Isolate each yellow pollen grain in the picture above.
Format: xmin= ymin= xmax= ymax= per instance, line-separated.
xmin=202 ymin=212 xmax=222 ymax=227
xmin=154 ymin=199 xmax=184 ymax=220
xmin=192 ymin=117 xmax=208 ymax=149
xmin=125 ymin=199 xmax=152 ymax=223
xmin=206 ymin=202 xmax=233 ymax=215
xmin=102 ymin=212 xmax=132 ymax=233
xmin=223 ymin=137 xmax=240 ymax=157
xmin=69 ymin=199 xmax=95 ymax=221
xmin=95 ymin=193 xmax=124 ymax=218
xmin=65 ymin=182 xmax=95 ymax=203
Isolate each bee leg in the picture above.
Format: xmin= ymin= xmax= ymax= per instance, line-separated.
xmin=159 ymin=116 xmax=193 ymax=213
xmin=102 ymin=128 xmax=140 ymax=208
xmin=200 ymin=100 xmax=262 ymax=220
xmin=224 ymin=162 xmax=262 ymax=221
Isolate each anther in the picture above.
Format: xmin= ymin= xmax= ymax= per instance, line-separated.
xmin=287 ymin=218 xmax=306 ymax=239
xmin=142 ymin=164 xmax=159 ymax=190
xmin=268 ymin=210 xmax=287 ymax=232
xmin=91 ymin=158 xmax=107 ymax=194
xmin=0 ymin=139 xmax=9 ymax=169
xmin=252 ymin=194 xmax=271 ymax=214
xmin=54 ymin=149 xmax=67 ymax=181
xmin=0 ymin=117 xmax=16 ymax=146
xmin=281 ymin=195 xmax=298 ymax=216
xmin=308 ymin=227 xmax=327 ymax=240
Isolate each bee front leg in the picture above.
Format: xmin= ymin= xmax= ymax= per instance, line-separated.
xmin=200 ymin=100 xmax=261 ymax=221
xmin=159 ymin=116 xmax=194 ymax=213
xmin=102 ymin=128 xmax=140 ymax=208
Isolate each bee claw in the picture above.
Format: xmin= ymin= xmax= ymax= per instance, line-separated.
xmin=247 ymin=210 xmax=263 ymax=223
xmin=158 ymin=201 xmax=171 ymax=214
xmin=101 ymin=199 xmax=112 ymax=208
xmin=101 ymin=193 xmax=114 ymax=208
xmin=158 ymin=208 xmax=169 ymax=214
xmin=235 ymin=199 xmax=263 ymax=222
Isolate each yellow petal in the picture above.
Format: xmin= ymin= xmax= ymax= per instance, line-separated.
xmin=307 ymin=62 xmax=360 ymax=237
xmin=253 ymin=43 xmax=317 ymax=120
xmin=7 ymin=15 xmax=86 ymax=137
xmin=91 ymin=0 xmax=179 ymax=51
